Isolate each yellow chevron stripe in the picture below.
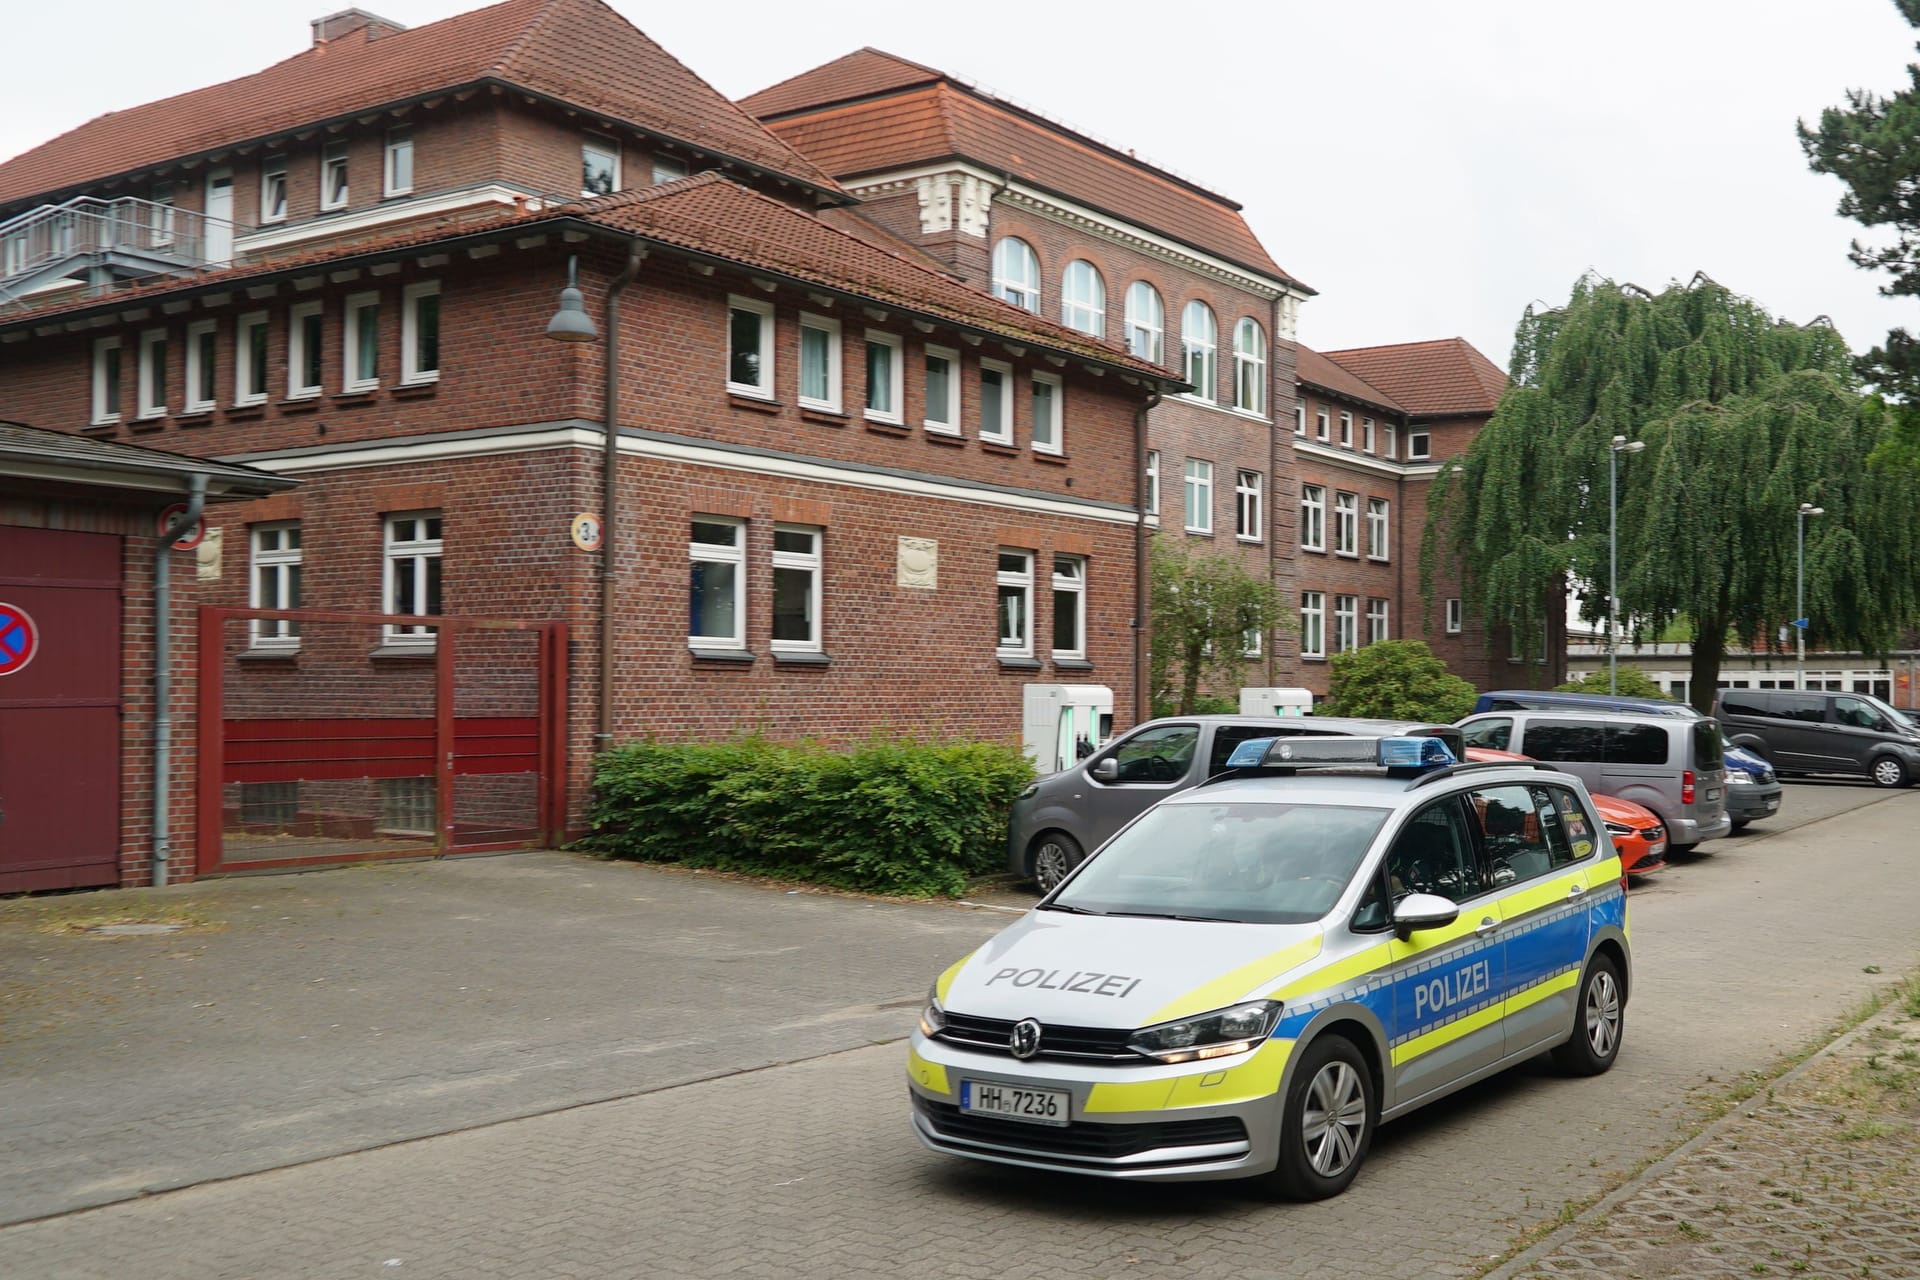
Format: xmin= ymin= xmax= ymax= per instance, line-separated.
xmin=1390 ymin=1001 xmax=1507 ymax=1066
xmin=1504 ymin=968 xmax=1580 ymax=1017
xmin=1146 ymin=935 xmax=1323 ymax=1025
xmin=934 ymin=950 xmax=975 ymax=1004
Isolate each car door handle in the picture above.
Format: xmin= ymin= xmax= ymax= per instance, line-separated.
xmin=1475 ymin=917 xmax=1500 ymax=937
xmin=1567 ymin=883 xmax=1587 ymax=899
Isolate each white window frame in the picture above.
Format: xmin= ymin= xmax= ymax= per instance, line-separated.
xmin=90 ymin=336 xmax=121 ymax=425
xmin=1367 ymin=497 xmax=1390 ymax=561
xmin=1316 ymin=405 xmax=1330 ymax=441
xmin=1334 ymin=491 xmax=1359 ymax=557
xmin=1294 ymin=403 xmax=1306 ymax=436
xmin=863 ymin=329 xmax=903 ymax=424
xmin=249 ymin=521 xmax=302 ymax=651
xmin=1367 ymin=598 xmax=1390 ymax=645
xmin=343 ymin=291 xmax=380 ymax=392
xmin=1124 ymin=280 xmax=1163 ymax=364
xmin=235 ymin=310 xmax=269 ymax=407
xmin=1183 ymin=457 xmax=1214 ymax=534
xmin=797 ymin=312 xmax=842 ymax=412
xmin=1181 ymin=301 xmax=1217 ymax=403
xmin=288 ymin=300 xmax=323 ymax=399
xmin=1299 ymin=484 xmax=1326 ymax=552
xmin=650 ymin=155 xmax=689 ymax=184
xmin=1145 ymin=450 xmax=1160 ymax=515
xmin=688 ymin=517 xmax=746 ymax=651
xmin=1050 ymin=553 xmax=1086 ymax=661
xmin=726 ymin=294 xmax=774 ymax=400
xmin=382 ymin=511 xmax=443 ymax=647
xmin=148 ymin=188 xmax=176 ymax=247
xmin=1334 ymin=594 xmax=1358 ymax=653
xmin=1061 ymin=259 xmax=1105 ymax=336
xmin=1409 ymin=431 xmax=1432 ymax=460
xmin=184 ymin=318 xmax=218 ymax=414
xmin=582 ymin=134 xmax=620 ymax=197
xmin=1235 ymin=469 xmax=1263 ymax=543
xmin=1339 ymin=411 xmax=1353 ymax=448
xmin=1362 ymin=417 xmax=1376 ymax=454
xmin=1030 ymin=371 xmax=1063 ymax=455
xmin=1242 ymin=624 xmax=1264 ymax=658
xmin=260 ymin=156 xmax=288 ymax=224
xmin=1384 ymin=423 xmax=1398 ymax=459
xmin=320 ymin=140 xmax=349 ymax=211
xmin=992 ymin=237 xmax=1040 ymax=313
xmin=978 ymin=358 xmax=1013 ymax=444
xmin=401 ymin=280 xmax=441 ymax=385
xmin=770 ymin=523 xmax=823 ymax=654
xmin=996 ymin=548 xmax=1035 ymax=658
xmin=923 ymin=343 xmax=960 ymax=434
xmin=137 ymin=327 xmax=168 ymax=419
xmin=1300 ymin=591 xmax=1326 ymax=658
xmin=384 ymin=127 xmax=414 ymax=197
xmin=1445 ymin=598 xmax=1463 ymax=634
xmin=1233 ymin=317 xmax=1266 ymax=415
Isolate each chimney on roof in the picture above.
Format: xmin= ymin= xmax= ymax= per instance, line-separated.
xmin=311 ymin=8 xmax=407 ymax=45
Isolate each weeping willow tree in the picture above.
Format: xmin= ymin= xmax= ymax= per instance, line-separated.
xmin=1425 ymin=273 xmax=1920 ymax=712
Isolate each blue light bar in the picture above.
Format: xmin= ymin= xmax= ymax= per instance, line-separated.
xmin=1225 ymin=737 xmax=1278 ymax=768
xmin=1221 ymin=735 xmax=1458 ymax=771
xmin=1377 ymin=736 xmax=1457 ymax=768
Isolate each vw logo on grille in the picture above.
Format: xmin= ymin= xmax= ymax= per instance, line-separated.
xmin=1009 ymin=1018 xmax=1043 ymax=1060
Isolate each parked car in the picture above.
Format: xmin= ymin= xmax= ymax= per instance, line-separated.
xmin=1455 ymin=709 xmax=1730 ymax=853
xmin=1715 ymin=689 xmax=1920 ymax=788
xmin=1472 ymin=689 xmax=1783 ymax=826
xmin=1464 ymin=747 xmax=1667 ymax=875
xmin=1007 ymin=716 xmax=1466 ymax=892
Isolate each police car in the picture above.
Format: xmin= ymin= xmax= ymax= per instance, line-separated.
xmin=909 ymin=736 xmax=1629 ymax=1199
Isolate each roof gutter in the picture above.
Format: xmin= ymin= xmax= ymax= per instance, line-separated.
xmin=151 ymin=473 xmax=207 ymax=888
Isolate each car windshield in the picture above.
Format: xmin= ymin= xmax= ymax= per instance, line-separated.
xmin=1050 ymin=801 xmax=1388 ymax=924
xmin=1863 ymin=694 xmax=1914 ymax=731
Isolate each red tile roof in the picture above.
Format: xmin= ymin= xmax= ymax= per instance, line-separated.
xmin=1318 ymin=338 xmax=1509 ymax=417
xmin=1295 ymin=346 xmax=1406 ymax=416
xmin=0 ymin=0 xmax=839 ymax=209
xmin=0 ymin=174 xmax=1179 ymax=386
xmin=743 ymin=53 xmax=1301 ymax=289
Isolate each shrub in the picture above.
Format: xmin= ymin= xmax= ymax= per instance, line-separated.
xmin=1321 ymin=640 xmax=1478 ymax=722
xmin=579 ymin=736 xmax=1036 ymax=897
xmin=1555 ymin=668 xmax=1673 ymax=700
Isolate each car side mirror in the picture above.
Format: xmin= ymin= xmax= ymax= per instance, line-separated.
xmin=1393 ymin=892 xmax=1460 ymax=940
xmin=1089 ymin=758 xmax=1119 ymax=782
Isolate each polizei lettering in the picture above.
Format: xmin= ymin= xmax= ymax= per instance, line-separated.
xmin=1412 ymin=960 xmax=1492 ymax=1019
xmin=986 ymin=967 xmax=1142 ymax=998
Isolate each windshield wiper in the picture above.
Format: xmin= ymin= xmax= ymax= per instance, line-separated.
xmin=1038 ymin=902 xmax=1105 ymax=915
xmin=1167 ymin=914 xmax=1241 ymax=923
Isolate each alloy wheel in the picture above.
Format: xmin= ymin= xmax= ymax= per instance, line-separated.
xmin=1301 ymin=1061 xmax=1367 ymax=1177
xmin=1585 ymin=968 xmax=1622 ymax=1059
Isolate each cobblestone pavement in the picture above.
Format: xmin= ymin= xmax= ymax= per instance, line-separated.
xmin=1499 ymin=991 xmax=1920 ymax=1280
xmin=1 ymin=786 xmax=1917 ymax=1279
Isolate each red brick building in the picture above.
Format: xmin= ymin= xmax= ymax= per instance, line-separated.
xmin=0 ymin=1 xmax=1179 ymax=889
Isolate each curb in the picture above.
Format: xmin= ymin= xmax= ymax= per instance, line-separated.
xmin=1481 ymin=1005 xmax=1890 ymax=1280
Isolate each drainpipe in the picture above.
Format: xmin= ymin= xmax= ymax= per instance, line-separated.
xmin=597 ymin=241 xmax=646 ymax=753
xmin=1134 ymin=391 xmax=1162 ymax=726
xmin=152 ymin=472 xmax=207 ymax=888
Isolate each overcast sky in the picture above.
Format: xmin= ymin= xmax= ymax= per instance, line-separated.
xmin=5 ymin=0 xmax=1915 ymax=369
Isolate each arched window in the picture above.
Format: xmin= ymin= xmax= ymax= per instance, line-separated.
xmin=991 ymin=237 xmax=1040 ymax=313
xmin=1233 ymin=317 xmax=1267 ymax=414
xmin=1061 ymin=260 xmax=1105 ymax=336
xmin=1124 ymin=281 xmax=1163 ymax=364
xmin=1181 ymin=301 xmax=1217 ymax=401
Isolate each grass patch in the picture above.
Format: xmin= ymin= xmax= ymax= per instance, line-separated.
xmin=0 ymin=892 xmax=225 ymax=937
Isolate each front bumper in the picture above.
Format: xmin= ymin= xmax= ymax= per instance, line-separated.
xmin=1724 ymin=781 xmax=1783 ymax=823
xmin=1670 ymin=808 xmax=1732 ymax=846
xmin=906 ymin=1029 xmax=1285 ymax=1182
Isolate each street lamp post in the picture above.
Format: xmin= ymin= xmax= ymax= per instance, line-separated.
xmin=1796 ymin=502 xmax=1824 ymax=691
xmin=1607 ymin=435 xmax=1645 ymax=695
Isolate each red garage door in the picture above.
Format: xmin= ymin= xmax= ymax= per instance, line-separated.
xmin=0 ymin=526 xmax=123 ymax=893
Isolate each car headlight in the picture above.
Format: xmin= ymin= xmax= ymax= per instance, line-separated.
xmin=1725 ymin=769 xmax=1753 ymax=785
xmin=919 ymin=982 xmax=946 ymax=1037
xmin=1604 ymin=821 xmax=1633 ymax=838
xmin=1127 ymin=999 xmax=1281 ymax=1064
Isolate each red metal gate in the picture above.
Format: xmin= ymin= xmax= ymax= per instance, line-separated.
xmin=0 ymin=526 xmax=124 ymax=893
xmin=196 ymin=607 xmax=567 ymax=875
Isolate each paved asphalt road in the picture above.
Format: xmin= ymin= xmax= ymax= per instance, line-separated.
xmin=1 ymin=780 xmax=1916 ymax=1278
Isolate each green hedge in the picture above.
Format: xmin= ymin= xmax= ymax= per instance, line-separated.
xmin=578 ymin=737 xmax=1036 ymax=897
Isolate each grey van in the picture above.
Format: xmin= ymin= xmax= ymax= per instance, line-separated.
xmin=1455 ymin=710 xmax=1730 ymax=852
xmin=1715 ymin=689 xmax=1920 ymax=789
xmin=1006 ymin=715 xmax=1465 ymax=891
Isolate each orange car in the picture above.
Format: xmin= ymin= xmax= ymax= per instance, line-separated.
xmin=1464 ymin=748 xmax=1668 ymax=876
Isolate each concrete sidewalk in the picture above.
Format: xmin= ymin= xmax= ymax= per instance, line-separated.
xmin=1492 ymin=982 xmax=1920 ymax=1278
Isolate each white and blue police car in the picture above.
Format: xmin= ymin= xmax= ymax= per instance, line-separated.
xmin=909 ymin=736 xmax=1629 ymax=1199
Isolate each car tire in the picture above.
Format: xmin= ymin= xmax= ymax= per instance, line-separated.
xmin=1869 ymin=755 xmax=1908 ymax=789
xmin=1552 ymin=954 xmax=1625 ymax=1077
xmin=1730 ymin=819 xmax=1749 ymax=832
xmin=1030 ymin=832 xmax=1086 ymax=894
xmin=1266 ymin=1033 xmax=1376 ymax=1201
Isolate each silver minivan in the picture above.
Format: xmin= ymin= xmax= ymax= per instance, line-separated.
xmin=1455 ymin=710 xmax=1730 ymax=853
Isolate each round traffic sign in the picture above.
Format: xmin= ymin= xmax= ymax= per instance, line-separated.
xmin=570 ymin=512 xmax=604 ymax=552
xmin=0 ymin=601 xmax=39 ymax=678
xmin=158 ymin=504 xmax=207 ymax=550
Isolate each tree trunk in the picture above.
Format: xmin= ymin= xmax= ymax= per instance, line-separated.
xmin=1689 ymin=620 xmax=1727 ymax=715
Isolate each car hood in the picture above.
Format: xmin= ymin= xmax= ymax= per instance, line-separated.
xmin=1723 ymin=745 xmax=1770 ymax=772
xmin=1590 ymin=792 xmax=1658 ymax=825
xmin=943 ymin=910 xmax=1324 ymax=1029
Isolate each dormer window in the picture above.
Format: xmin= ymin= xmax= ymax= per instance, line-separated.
xmin=261 ymin=157 xmax=288 ymax=223
xmin=321 ymin=141 xmax=349 ymax=211
xmin=384 ymin=128 xmax=414 ymax=197
xmin=651 ymin=155 xmax=688 ymax=185
xmin=583 ymin=135 xmax=620 ymax=197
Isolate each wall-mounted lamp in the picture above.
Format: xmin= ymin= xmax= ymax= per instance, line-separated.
xmin=545 ymin=255 xmax=598 ymax=343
